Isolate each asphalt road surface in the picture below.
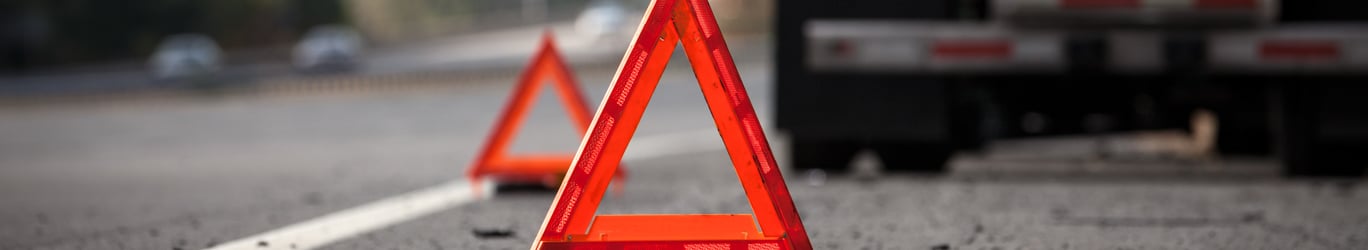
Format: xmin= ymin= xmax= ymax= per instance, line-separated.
xmin=3 ymin=53 xmax=1368 ymax=250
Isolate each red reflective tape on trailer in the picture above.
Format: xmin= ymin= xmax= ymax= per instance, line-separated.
xmin=1260 ymin=40 xmax=1340 ymax=60
xmin=1194 ymin=0 xmax=1258 ymax=9
xmin=828 ymin=39 xmax=854 ymax=58
xmin=1060 ymin=0 xmax=1140 ymax=8
xmin=932 ymin=40 xmax=1012 ymax=59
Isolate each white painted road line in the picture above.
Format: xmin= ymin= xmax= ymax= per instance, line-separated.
xmin=204 ymin=129 xmax=732 ymax=250
xmin=205 ymin=180 xmax=493 ymax=250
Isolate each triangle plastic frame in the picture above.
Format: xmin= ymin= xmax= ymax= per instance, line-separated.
xmin=530 ymin=0 xmax=812 ymax=249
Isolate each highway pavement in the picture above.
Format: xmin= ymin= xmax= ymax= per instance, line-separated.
xmin=2 ymin=36 xmax=1367 ymax=250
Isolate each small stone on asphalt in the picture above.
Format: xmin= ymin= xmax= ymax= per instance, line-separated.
xmin=471 ymin=228 xmax=515 ymax=239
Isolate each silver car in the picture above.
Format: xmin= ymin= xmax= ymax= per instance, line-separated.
xmin=293 ymin=25 xmax=364 ymax=72
xmin=148 ymin=34 xmax=223 ymax=80
xmin=575 ymin=0 xmax=638 ymax=44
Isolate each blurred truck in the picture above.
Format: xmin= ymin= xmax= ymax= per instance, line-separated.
xmin=775 ymin=0 xmax=1368 ymax=176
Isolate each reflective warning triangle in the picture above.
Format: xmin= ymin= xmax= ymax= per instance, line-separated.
xmin=467 ymin=32 xmax=621 ymax=188
xmin=530 ymin=0 xmax=812 ymax=249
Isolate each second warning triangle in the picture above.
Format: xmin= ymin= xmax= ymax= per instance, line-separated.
xmin=466 ymin=32 xmax=624 ymax=189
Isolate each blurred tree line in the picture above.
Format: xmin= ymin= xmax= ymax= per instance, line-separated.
xmin=1 ymin=0 xmax=346 ymax=72
xmin=1 ymin=0 xmax=766 ymax=74
xmin=0 ymin=0 xmax=603 ymax=73
xmin=344 ymin=0 xmax=592 ymax=44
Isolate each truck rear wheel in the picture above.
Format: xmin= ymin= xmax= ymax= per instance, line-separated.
xmin=789 ymin=138 xmax=861 ymax=173
xmin=1279 ymin=80 xmax=1368 ymax=177
xmin=872 ymin=142 xmax=951 ymax=173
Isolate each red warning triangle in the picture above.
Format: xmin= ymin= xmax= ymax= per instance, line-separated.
xmin=467 ymin=32 xmax=622 ymax=187
xmin=531 ymin=0 xmax=812 ymax=249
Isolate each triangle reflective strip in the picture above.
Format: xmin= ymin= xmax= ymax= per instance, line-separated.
xmin=467 ymin=32 xmax=598 ymax=185
xmin=531 ymin=0 xmax=811 ymax=249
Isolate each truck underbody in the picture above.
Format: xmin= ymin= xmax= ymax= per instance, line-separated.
xmin=775 ymin=0 xmax=1368 ymax=176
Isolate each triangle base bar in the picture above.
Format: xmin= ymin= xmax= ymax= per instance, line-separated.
xmin=541 ymin=240 xmax=789 ymax=250
xmin=535 ymin=215 xmax=792 ymax=249
xmin=477 ymin=155 xmax=575 ymax=183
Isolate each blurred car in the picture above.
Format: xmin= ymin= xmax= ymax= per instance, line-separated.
xmin=574 ymin=0 xmax=635 ymax=44
xmin=148 ymin=33 xmax=222 ymax=80
xmin=292 ymin=25 xmax=364 ymax=72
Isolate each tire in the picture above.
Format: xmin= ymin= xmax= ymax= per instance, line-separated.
xmin=1215 ymin=109 xmax=1273 ymax=156
xmin=872 ymin=142 xmax=951 ymax=173
xmin=1278 ymin=80 xmax=1368 ymax=177
xmin=789 ymin=138 xmax=861 ymax=173
xmin=1206 ymin=81 xmax=1274 ymax=156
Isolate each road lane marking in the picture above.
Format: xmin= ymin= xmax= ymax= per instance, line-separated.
xmin=205 ymin=129 xmax=731 ymax=250
xmin=206 ymin=180 xmax=493 ymax=250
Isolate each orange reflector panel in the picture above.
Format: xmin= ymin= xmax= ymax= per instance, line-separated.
xmin=932 ymin=40 xmax=1013 ymax=59
xmin=529 ymin=0 xmax=811 ymax=249
xmin=1060 ymin=0 xmax=1140 ymax=8
xmin=1260 ymin=40 xmax=1340 ymax=61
